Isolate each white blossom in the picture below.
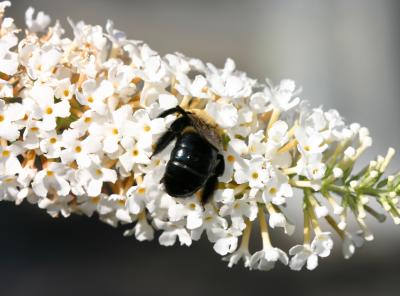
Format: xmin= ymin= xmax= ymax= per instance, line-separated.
xmin=249 ymin=246 xmax=289 ymax=271
xmin=0 ymin=3 xmax=397 ymax=273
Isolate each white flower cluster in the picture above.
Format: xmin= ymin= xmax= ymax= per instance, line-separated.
xmin=1 ymin=2 xmax=399 ymax=271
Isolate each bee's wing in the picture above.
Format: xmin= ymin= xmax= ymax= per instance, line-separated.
xmin=187 ymin=112 xmax=223 ymax=151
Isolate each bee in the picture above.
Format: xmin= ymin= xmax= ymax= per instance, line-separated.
xmin=152 ymin=105 xmax=225 ymax=204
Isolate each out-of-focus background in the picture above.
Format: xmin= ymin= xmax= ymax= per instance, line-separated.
xmin=1 ymin=0 xmax=400 ymax=295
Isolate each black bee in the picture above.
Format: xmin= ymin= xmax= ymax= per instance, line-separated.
xmin=152 ymin=105 xmax=225 ymax=204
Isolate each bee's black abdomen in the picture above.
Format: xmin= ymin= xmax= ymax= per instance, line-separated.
xmin=174 ymin=132 xmax=218 ymax=175
xmin=163 ymin=162 xmax=204 ymax=197
xmin=153 ymin=106 xmax=225 ymax=203
xmin=163 ymin=131 xmax=218 ymax=197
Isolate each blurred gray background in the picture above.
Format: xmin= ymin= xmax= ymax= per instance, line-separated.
xmin=2 ymin=0 xmax=400 ymax=295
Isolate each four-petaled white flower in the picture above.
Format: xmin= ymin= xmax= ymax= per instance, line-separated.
xmin=249 ymin=246 xmax=289 ymax=271
xmin=30 ymin=84 xmax=70 ymax=131
xmin=32 ymin=162 xmax=71 ymax=198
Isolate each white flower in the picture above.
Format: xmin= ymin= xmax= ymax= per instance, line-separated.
xmin=206 ymin=58 xmax=254 ymax=99
xmin=249 ymin=91 xmax=270 ymax=114
xmin=68 ymin=19 xmax=107 ymax=51
xmin=311 ymin=232 xmax=334 ymax=257
xmin=342 ymin=232 xmax=364 ymax=259
xmin=212 ymin=227 xmax=242 ymax=256
xmin=219 ymin=138 xmax=247 ymax=183
xmin=247 ymin=130 xmax=266 ymax=155
xmin=108 ymin=194 xmax=132 ymax=223
xmin=168 ymin=198 xmax=204 ymax=230
xmin=54 ymin=78 xmax=74 ymax=101
xmin=107 ymin=63 xmax=136 ymax=99
xmin=25 ymin=7 xmax=51 ymax=32
xmin=249 ymin=246 xmax=289 ymax=271
xmin=25 ymin=47 xmax=62 ymax=81
xmin=289 ymin=244 xmax=318 ymax=271
xmin=60 ymin=131 xmax=102 ymax=168
xmin=0 ymin=1 xmax=11 ymax=13
xmin=295 ymin=127 xmax=328 ymax=155
xmin=119 ymin=137 xmax=151 ymax=172
xmin=75 ymin=79 xmax=114 ymax=115
xmin=205 ymin=101 xmax=238 ymax=128
xmin=234 ymin=156 xmax=268 ymax=189
xmin=289 ymin=232 xmax=334 ymax=271
xmin=263 ymin=168 xmax=293 ymax=205
xmin=219 ymin=197 xmax=257 ymax=230
xmin=32 ymin=162 xmax=71 ymax=198
xmin=0 ymin=100 xmax=25 ymax=141
xmin=100 ymin=105 xmax=135 ymax=154
xmin=223 ymin=246 xmax=251 ymax=268
xmin=124 ymin=214 xmax=155 ymax=242
xmin=0 ymin=144 xmax=22 ymax=175
xmin=0 ymin=174 xmax=19 ymax=201
xmin=191 ymin=204 xmax=228 ymax=242
xmin=268 ymin=212 xmax=295 ymax=235
xmin=296 ymin=153 xmax=327 ymax=180
xmin=174 ymin=73 xmax=209 ymax=99
xmin=126 ymin=185 xmax=147 ymax=215
xmin=77 ymin=157 xmax=117 ymax=197
xmin=39 ymin=132 xmax=63 ymax=158
xmin=154 ymin=218 xmax=192 ymax=247
xmin=105 ymin=19 xmax=128 ymax=47
xmin=30 ymin=84 xmax=70 ymax=131
xmin=267 ymin=79 xmax=301 ymax=111
xmin=131 ymin=108 xmax=166 ymax=148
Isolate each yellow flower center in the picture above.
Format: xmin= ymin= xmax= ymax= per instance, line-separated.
xmin=269 ymin=187 xmax=277 ymax=195
xmin=143 ymin=124 xmax=151 ymax=132
xmin=46 ymin=170 xmax=54 ymax=177
xmin=138 ymin=187 xmax=146 ymax=194
xmin=227 ymin=155 xmax=235 ymax=163
xmin=132 ymin=149 xmax=139 ymax=157
xmin=30 ymin=127 xmax=39 ymax=132
xmin=87 ymin=96 xmax=94 ymax=103
xmin=75 ymin=146 xmax=82 ymax=153
xmin=95 ymin=169 xmax=102 ymax=176
xmin=63 ymin=89 xmax=70 ymax=97
xmin=84 ymin=117 xmax=92 ymax=123
xmin=2 ymin=150 xmax=10 ymax=158
xmin=251 ymin=172 xmax=259 ymax=179
xmin=49 ymin=137 xmax=57 ymax=144
xmin=112 ymin=128 xmax=119 ymax=135
xmin=45 ymin=107 xmax=53 ymax=115
xmin=0 ymin=114 xmax=4 ymax=122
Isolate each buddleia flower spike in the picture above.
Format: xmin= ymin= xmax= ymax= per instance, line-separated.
xmin=0 ymin=2 xmax=399 ymax=271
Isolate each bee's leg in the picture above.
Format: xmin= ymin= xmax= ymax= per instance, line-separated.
xmin=201 ymin=175 xmax=219 ymax=205
xmin=200 ymin=155 xmax=225 ymax=204
xmin=156 ymin=105 xmax=188 ymax=118
xmin=215 ymin=154 xmax=225 ymax=176
xmin=151 ymin=116 xmax=190 ymax=157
